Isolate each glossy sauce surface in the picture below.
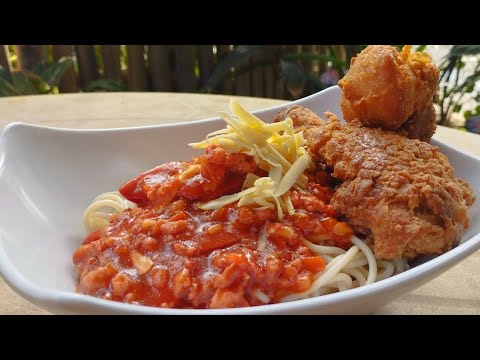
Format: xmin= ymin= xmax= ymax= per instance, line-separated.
xmin=73 ymin=146 xmax=353 ymax=308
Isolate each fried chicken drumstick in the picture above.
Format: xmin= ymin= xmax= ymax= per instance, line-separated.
xmin=338 ymin=45 xmax=439 ymax=142
xmin=275 ymin=106 xmax=475 ymax=260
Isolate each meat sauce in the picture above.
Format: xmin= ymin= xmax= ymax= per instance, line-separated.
xmin=73 ymin=145 xmax=353 ymax=309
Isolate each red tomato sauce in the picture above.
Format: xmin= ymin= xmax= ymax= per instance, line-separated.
xmin=73 ymin=145 xmax=353 ymax=309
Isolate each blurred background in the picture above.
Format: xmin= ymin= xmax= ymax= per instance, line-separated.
xmin=0 ymin=45 xmax=479 ymax=134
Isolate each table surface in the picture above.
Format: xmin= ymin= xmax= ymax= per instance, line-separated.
xmin=0 ymin=92 xmax=479 ymax=315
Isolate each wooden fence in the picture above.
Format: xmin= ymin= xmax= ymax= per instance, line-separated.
xmin=0 ymin=45 xmax=352 ymax=99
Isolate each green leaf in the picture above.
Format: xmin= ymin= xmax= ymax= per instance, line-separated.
xmin=0 ymin=77 xmax=22 ymax=96
xmin=11 ymin=72 xmax=39 ymax=95
xmin=280 ymin=60 xmax=307 ymax=99
xmin=415 ymin=45 xmax=427 ymax=52
xmin=0 ymin=65 xmax=11 ymax=82
xmin=86 ymin=79 xmax=127 ymax=92
xmin=453 ymin=104 xmax=462 ymax=113
xmin=39 ymin=57 xmax=73 ymax=87
xmin=439 ymin=56 xmax=458 ymax=82
xmin=466 ymin=83 xmax=475 ymax=93
xmin=454 ymin=69 xmax=480 ymax=93
xmin=449 ymin=45 xmax=480 ymax=57
xmin=26 ymin=71 xmax=51 ymax=94
xmin=32 ymin=62 xmax=48 ymax=76
xmin=476 ymin=105 xmax=480 ymax=113
xmin=464 ymin=110 xmax=472 ymax=118
xmin=202 ymin=45 xmax=266 ymax=93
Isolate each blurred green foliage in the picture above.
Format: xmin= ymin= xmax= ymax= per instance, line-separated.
xmin=204 ymin=45 xmax=367 ymax=100
xmin=437 ymin=45 xmax=480 ymax=128
xmin=86 ymin=79 xmax=127 ymax=92
xmin=0 ymin=57 xmax=73 ymax=96
xmin=3 ymin=45 xmax=480 ymax=133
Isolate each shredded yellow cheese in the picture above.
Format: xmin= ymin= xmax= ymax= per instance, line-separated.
xmin=189 ymin=99 xmax=312 ymax=219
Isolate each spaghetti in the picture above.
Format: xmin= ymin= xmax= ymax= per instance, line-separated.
xmin=82 ymin=189 xmax=407 ymax=305
xmin=83 ymin=191 xmax=136 ymax=233
xmin=74 ymin=99 xmax=408 ymax=309
xmin=280 ymin=237 xmax=405 ymax=302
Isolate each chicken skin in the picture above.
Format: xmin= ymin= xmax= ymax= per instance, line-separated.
xmin=275 ymin=106 xmax=475 ymax=260
xmin=274 ymin=105 xmax=324 ymax=129
xmin=398 ymin=103 xmax=437 ymax=141
xmin=338 ymin=45 xmax=439 ymax=141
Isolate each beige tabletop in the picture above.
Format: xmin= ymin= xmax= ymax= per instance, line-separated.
xmin=0 ymin=92 xmax=479 ymax=315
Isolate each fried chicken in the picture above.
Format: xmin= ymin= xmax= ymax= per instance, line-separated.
xmin=275 ymin=105 xmax=475 ymax=260
xmin=338 ymin=45 xmax=439 ymax=142
xmin=398 ymin=103 xmax=437 ymax=141
xmin=274 ymin=105 xmax=324 ymax=129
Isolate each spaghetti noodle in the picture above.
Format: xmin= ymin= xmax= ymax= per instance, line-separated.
xmin=280 ymin=237 xmax=405 ymax=302
xmin=83 ymin=191 xmax=136 ymax=233
xmin=74 ymin=99 xmax=408 ymax=309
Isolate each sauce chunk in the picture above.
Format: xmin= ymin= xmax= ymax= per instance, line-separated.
xmin=73 ymin=146 xmax=352 ymax=308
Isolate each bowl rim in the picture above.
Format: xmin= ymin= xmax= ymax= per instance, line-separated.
xmin=1 ymin=86 xmax=479 ymax=314
xmin=1 ymin=219 xmax=479 ymax=314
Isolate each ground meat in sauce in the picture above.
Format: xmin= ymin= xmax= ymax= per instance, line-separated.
xmin=73 ymin=145 xmax=353 ymax=309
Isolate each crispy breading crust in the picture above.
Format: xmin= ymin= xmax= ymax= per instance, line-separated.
xmin=338 ymin=45 xmax=439 ymax=141
xmin=398 ymin=104 xmax=437 ymax=141
xmin=275 ymin=105 xmax=475 ymax=260
xmin=274 ymin=105 xmax=324 ymax=129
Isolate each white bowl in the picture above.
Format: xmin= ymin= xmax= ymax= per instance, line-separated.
xmin=1 ymin=86 xmax=479 ymax=314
